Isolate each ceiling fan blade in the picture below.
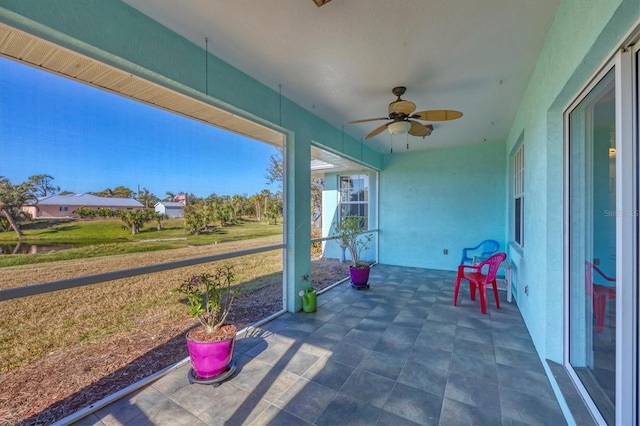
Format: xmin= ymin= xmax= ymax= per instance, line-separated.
xmin=412 ymin=110 xmax=463 ymax=121
xmin=388 ymin=99 xmax=416 ymax=115
xmin=408 ymin=121 xmax=433 ymax=138
xmin=364 ymin=122 xmax=391 ymax=139
xmin=345 ymin=117 xmax=389 ymax=124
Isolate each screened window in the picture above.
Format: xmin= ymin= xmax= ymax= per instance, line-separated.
xmin=338 ymin=174 xmax=369 ymax=227
xmin=513 ymin=144 xmax=524 ymax=246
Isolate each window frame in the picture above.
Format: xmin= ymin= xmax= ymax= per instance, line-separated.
xmin=338 ymin=174 xmax=369 ymax=228
xmin=513 ymin=143 xmax=525 ymax=247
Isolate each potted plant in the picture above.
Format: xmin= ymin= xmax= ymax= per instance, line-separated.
xmin=333 ymin=216 xmax=373 ymax=288
xmin=173 ymin=264 xmax=238 ymax=383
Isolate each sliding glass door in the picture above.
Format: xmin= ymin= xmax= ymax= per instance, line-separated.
xmin=568 ymin=67 xmax=617 ymax=424
xmin=566 ymin=38 xmax=639 ymax=425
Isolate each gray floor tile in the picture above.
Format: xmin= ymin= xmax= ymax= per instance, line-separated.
xmin=134 ymin=399 xmax=205 ymax=426
xmin=407 ymin=346 xmax=452 ymax=372
xmin=273 ymin=347 xmax=320 ymax=376
xmin=309 ymin=322 xmax=351 ymax=341
xmin=398 ymin=360 xmax=448 ymax=395
xmin=248 ymin=405 xmax=311 ymax=426
xmin=339 ymin=368 xmax=396 ymax=408
xmin=329 ymin=312 xmax=366 ymax=328
xmin=455 ymin=325 xmax=493 ymax=345
xmin=274 ymin=378 xmax=336 ymax=423
xmin=495 ymin=346 xmax=546 ymax=374
xmin=359 ymin=350 xmax=406 ymax=380
xmin=439 ymin=396 xmax=502 ymax=425
xmin=492 ymin=331 xmax=537 ymax=352
xmin=500 ymin=387 xmax=567 ymax=425
xmin=449 ymin=353 xmax=498 ymax=384
xmin=66 ymin=265 xmax=569 ymax=426
xmin=94 ymin=386 xmax=167 ymax=425
xmin=384 ymin=382 xmax=442 ymax=425
xmin=303 ymin=358 xmax=354 ymax=390
xmin=497 ymin=363 xmax=557 ymax=400
xmin=452 ymin=337 xmax=496 ymax=363
xmin=355 ymin=317 xmax=389 ymax=332
xmin=444 ymin=371 xmax=501 ymax=410
xmin=377 ymin=410 xmax=423 ymax=426
xmin=329 ymin=341 xmax=372 ymax=367
xmin=343 ymin=328 xmax=383 ymax=349
xmin=198 ymin=389 xmax=270 ymax=425
xmin=315 ymin=393 xmax=382 ymax=425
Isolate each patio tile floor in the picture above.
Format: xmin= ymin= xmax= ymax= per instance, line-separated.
xmin=72 ymin=265 xmax=567 ymax=425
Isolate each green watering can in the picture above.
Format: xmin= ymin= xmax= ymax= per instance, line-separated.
xmin=300 ymin=287 xmax=317 ymax=313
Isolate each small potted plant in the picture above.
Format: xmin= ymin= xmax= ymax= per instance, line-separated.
xmin=173 ymin=264 xmax=238 ymax=382
xmin=333 ymin=216 xmax=373 ymax=288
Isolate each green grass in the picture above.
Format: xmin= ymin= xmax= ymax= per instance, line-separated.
xmin=0 ymin=217 xmax=283 ymax=268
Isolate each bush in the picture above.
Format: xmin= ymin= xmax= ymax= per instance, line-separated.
xmin=311 ymin=227 xmax=323 ymax=258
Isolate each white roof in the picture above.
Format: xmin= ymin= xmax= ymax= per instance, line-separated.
xmin=33 ymin=194 xmax=144 ymax=208
xmin=155 ymin=201 xmax=184 ymax=208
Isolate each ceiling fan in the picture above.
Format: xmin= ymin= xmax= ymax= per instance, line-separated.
xmin=346 ymin=86 xmax=463 ymax=139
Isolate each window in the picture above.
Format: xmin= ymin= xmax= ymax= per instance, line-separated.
xmin=338 ymin=174 xmax=368 ymax=227
xmin=59 ymin=206 xmax=68 ymax=212
xmin=513 ymin=144 xmax=524 ymax=246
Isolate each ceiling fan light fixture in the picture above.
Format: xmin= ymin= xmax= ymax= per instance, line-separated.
xmin=388 ymin=121 xmax=411 ymax=135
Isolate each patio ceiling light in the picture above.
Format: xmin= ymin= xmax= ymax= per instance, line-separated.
xmin=387 ymin=121 xmax=412 ymax=135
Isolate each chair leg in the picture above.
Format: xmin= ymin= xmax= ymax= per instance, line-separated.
xmin=593 ymin=293 xmax=607 ymax=333
xmin=478 ymin=282 xmax=487 ymax=314
xmin=492 ymin=279 xmax=500 ymax=309
xmin=470 ymin=282 xmax=477 ymax=301
xmin=453 ymin=277 xmax=461 ymax=306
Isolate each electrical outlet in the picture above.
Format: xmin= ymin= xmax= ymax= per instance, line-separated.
xmin=594 ymin=258 xmax=600 ymax=265
xmin=524 ymin=285 xmax=529 ymax=296
xmin=443 ymin=249 xmax=448 ymax=255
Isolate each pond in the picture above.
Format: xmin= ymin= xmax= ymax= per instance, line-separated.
xmin=0 ymin=243 xmax=73 ymax=255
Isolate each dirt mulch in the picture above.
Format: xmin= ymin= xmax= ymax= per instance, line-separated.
xmin=0 ymin=258 xmax=349 ymax=426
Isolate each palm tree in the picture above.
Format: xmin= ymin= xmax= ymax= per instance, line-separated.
xmin=0 ymin=176 xmax=35 ymax=238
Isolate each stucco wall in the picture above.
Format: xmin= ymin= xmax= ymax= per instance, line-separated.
xmin=504 ymin=0 xmax=638 ymax=362
xmin=378 ymin=140 xmax=506 ymax=272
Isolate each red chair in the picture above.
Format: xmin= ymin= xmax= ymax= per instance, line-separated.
xmin=585 ymin=261 xmax=616 ymax=333
xmin=454 ymin=252 xmax=507 ymax=314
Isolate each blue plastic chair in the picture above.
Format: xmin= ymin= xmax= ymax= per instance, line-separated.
xmin=460 ymin=239 xmax=500 ymax=265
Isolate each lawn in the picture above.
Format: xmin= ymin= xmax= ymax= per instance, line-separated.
xmin=0 ymin=217 xmax=283 ymax=267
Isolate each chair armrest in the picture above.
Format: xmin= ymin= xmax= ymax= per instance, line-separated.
xmin=458 ymin=264 xmax=480 ymax=274
xmin=592 ymin=263 xmax=615 ymax=282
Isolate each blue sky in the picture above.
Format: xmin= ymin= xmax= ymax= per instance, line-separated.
xmin=0 ymin=57 xmax=281 ymax=199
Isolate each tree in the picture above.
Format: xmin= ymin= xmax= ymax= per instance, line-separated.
xmin=183 ymin=204 xmax=206 ymax=235
xmin=249 ymin=194 xmax=262 ymax=221
xmin=0 ymin=176 xmax=35 ymax=238
xmin=28 ymin=174 xmax=59 ymax=197
xmin=265 ymin=147 xmax=284 ymax=189
xmin=112 ymin=186 xmax=133 ymax=198
xmin=311 ymin=177 xmax=324 ymax=228
xmin=260 ymin=189 xmax=272 ymax=222
xmin=118 ymin=209 xmax=153 ymax=235
xmin=136 ymin=187 xmax=158 ymax=208
xmin=152 ymin=212 xmax=168 ymax=231
xmin=164 ymin=191 xmax=176 ymax=202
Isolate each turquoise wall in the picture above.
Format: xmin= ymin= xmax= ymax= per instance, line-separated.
xmin=378 ymin=140 xmax=506 ymax=271
xmin=503 ymin=0 xmax=638 ymax=364
xmin=0 ymin=0 xmax=383 ymax=313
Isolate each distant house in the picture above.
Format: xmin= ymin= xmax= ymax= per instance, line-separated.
xmin=22 ymin=194 xmax=144 ymax=218
xmin=155 ymin=201 xmax=184 ymax=218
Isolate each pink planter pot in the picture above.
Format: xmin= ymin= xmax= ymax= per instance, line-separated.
xmin=350 ymin=266 xmax=370 ymax=287
xmin=186 ymin=330 xmax=236 ymax=379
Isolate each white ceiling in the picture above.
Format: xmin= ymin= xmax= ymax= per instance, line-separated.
xmin=123 ymin=0 xmax=560 ymax=153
